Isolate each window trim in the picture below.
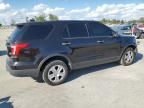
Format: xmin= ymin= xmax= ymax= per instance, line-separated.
xmin=62 ymin=25 xmax=70 ymax=39
xmin=66 ymin=25 xmax=71 ymax=38
xmin=63 ymin=35 xmax=113 ymax=39
xmin=85 ymin=23 xmax=90 ymax=37
xmin=45 ymin=24 xmax=55 ymax=40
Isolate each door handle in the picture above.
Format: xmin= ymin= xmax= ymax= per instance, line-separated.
xmin=97 ymin=40 xmax=104 ymax=43
xmin=62 ymin=42 xmax=71 ymax=45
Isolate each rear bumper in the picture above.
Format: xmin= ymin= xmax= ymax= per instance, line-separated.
xmin=6 ymin=64 xmax=39 ymax=78
xmin=6 ymin=58 xmax=39 ymax=78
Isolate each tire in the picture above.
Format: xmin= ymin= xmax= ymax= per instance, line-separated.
xmin=120 ymin=48 xmax=135 ymax=66
xmin=43 ymin=60 xmax=69 ymax=86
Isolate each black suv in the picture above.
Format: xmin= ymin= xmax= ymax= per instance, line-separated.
xmin=6 ymin=20 xmax=137 ymax=85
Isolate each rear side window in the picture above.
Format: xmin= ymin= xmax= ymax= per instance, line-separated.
xmin=23 ymin=24 xmax=53 ymax=40
xmin=67 ymin=23 xmax=88 ymax=38
xmin=10 ymin=25 xmax=24 ymax=42
xmin=87 ymin=22 xmax=112 ymax=37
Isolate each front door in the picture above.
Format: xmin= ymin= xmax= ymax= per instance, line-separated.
xmin=86 ymin=22 xmax=121 ymax=64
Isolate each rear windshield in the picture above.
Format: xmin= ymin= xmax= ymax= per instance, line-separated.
xmin=22 ymin=24 xmax=53 ymax=40
xmin=10 ymin=25 xmax=24 ymax=42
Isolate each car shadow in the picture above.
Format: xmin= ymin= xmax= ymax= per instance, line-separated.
xmin=0 ymin=96 xmax=13 ymax=108
xmin=67 ymin=62 xmax=119 ymax=83
xmin=0 ymin=50 xmax=7 ymax=56
xmin=134 ymin=53 xmax=143 ymax=63
xmin=67 ymin=53 xmax=143 ymax=83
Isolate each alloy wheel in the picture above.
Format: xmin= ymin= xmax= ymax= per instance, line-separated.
xmin=124 ymin=50 xmax=134 ymax=64
xmin=47 ymin=65 xmax=66 ymax=83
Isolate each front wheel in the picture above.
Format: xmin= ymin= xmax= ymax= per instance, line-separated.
xmin=120 ymin=48 xmax=135 ymax=66
xmin=43 ymin=60 xmax=69 ymax=86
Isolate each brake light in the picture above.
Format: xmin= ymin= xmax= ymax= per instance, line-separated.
xmin=11 ymin=42 xmax=29 ymax=56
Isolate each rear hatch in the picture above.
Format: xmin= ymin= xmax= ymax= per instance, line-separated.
xmin=6 ymin=22 xmax=54 ymax=58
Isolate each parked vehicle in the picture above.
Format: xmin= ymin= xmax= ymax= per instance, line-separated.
xmin=136 ymin=24 xmax=144 ymax=39
xmin=111 ymin=24 xmax=133 ymax=36
xmin=6 ymin=20 xmax=137 ymax=85
xmin=120 ymin=24 xmax=132 ymax=35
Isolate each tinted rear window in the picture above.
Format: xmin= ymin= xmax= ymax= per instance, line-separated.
xmin=23 ymin=24 xmax=53 ymax=40
xmin=10 ymin=25 xmax=24 ymax=42
xmin=67 ymin=23 xmax=88 ymax=38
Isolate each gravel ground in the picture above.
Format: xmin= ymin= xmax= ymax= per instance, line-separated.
xmin=0 ymin=29 xmax=144 ymax=108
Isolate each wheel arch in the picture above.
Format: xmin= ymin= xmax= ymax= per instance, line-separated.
xmin=120 ymin=44 xmax=137 ymax=59
xmin=38 ymin=54 xmax=72 ymax=77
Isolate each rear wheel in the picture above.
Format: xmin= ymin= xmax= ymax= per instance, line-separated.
xmin=120 ymin=48 xmax=135 ymax=66
xmin=43 ymin=60 xmax=69 ymax=86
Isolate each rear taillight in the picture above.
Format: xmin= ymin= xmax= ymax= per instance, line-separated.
xmin=11 ymin=42 xmax=29 ymax=56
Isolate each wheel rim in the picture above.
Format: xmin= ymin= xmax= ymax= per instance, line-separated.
xmin=124 ymin=50 xmax=134 ymax=64
xmin=48 ymin=65 xmax=66 ymax=83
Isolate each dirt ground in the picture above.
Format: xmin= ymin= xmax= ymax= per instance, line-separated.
xmin=0 ymin=29 xmax=144 ymax=108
